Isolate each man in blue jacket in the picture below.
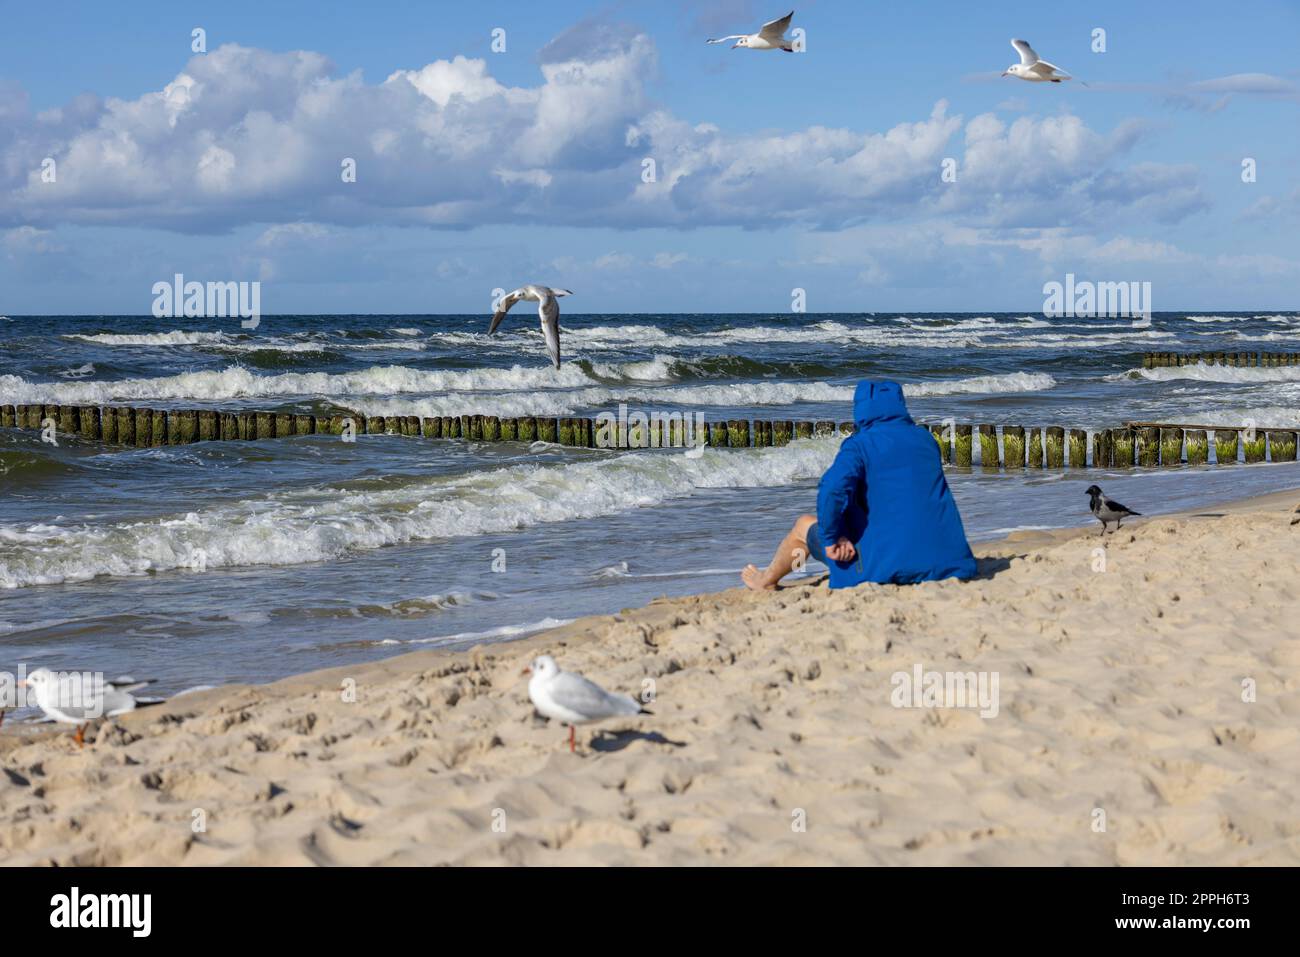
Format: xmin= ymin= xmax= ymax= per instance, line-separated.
xmin=742 ymin=380 xmax=977 ymax=591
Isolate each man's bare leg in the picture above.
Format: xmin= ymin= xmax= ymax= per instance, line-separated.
xmin=742 ymin=514 xmax=816 ymax=591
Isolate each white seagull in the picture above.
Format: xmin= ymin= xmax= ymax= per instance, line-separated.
xmin=524 ymin=655 xmax=649 ymax=752
xmin=22 ymin=667 xmax=157 ymax=745
xmin=1002 ymin=39 xmax=1077 ymax=83
xmin=488 ymin=285 xmax=573 ymax=369
xmin=707 ymin=10 xmax=796 ymax=51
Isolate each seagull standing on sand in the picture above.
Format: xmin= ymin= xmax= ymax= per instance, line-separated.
xmin=707 ymin=10 xmax=796 ymax=51
xmin=22 ymin=668 xmax=156 ymax=745
xmin=1002 ymin=39 xmax=1078 ymax=83
xmin=488 ymin=285 xmax=573 ymax=369
xmin=524 ymin=655 xmax=650 ymax=753
xmin=1086 ymin=484 xmax=1141 ymax=535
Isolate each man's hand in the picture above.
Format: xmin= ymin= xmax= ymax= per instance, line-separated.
xmin=825 ymin=537 xmax=857 ymax=563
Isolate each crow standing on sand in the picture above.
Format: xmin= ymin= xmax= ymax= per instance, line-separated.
xmin=1086 ymin=484 xmax=1141 ymax=535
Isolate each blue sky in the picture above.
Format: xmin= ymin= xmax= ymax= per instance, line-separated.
xmin=1 ymin=0 xmax=1297 ymax=314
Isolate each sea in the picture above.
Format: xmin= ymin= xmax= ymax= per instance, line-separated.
xmin=2 ymin=311 xmax=1298 ymax=698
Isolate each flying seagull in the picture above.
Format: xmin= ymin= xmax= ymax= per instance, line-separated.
xmin=1086 ymin=484 xmax=1141 ymax=535
xmin=21 ymin=668 xmax=158 ymax=745
xmin=489 ymin=285 xmax=573 ymax=369
xmin=1002 ymin=39 xmax=1079 ymax=83
xmin=524 ymin=654 xmax=650 ymax=752
xmin=707 ymin=10 xmax=796 ymax=51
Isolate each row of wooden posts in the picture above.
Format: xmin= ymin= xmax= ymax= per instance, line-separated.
xmin=924 ymin=423 xmax=1296 ymax=468
xmin=1142 ymin=351 xmax=1299 ymax=368
xmin=2 ymin=403 xmax=1297 ymax=467
xmin=0 ymin=403 xmax=847 ymax=449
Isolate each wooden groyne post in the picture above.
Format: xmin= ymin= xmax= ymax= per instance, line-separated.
xmin=1143 ymin=351 xmax=1300 ymax=368
xmin=3 ymin=404 xmax=1300 ymax=470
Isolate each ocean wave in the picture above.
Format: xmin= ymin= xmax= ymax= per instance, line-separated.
xmin=1116 ymin=364 xmax=1300 ymax=385
xmin=240 ymin=349 xmax=346 ymax=370
xmin=65 ymin=331 xmax=230 ymax=346
xmin=507 ymin=320 xmax=1176 ymax=351
xmin=294 ymin=590 xmax=488 ymax=620
xmin=1216 ymin=331 xmax=1300 ymax=342
xmin=344 ymin=371 xmax=1056 ymax=419
xmin=342 ymin=382 xmax=848 ymax=419
xmin=1180 ymin=405 xmax=1300 ymax=429
xmin=0 ymin=361 xmax=1058 ymax=410
xmin=905 ymin=372 xmax=1056 ymax=397
xmin=0 ymin=437 xmax=841 ymax=588
xmin=405 ymin=617 xmax=574 ymax=647
xmin=0 ymin=363 xmax=599 ymax=405
xmin=0 ymin=450 xmax=82 ymax=480
xmin=65 ymin=329 xmax=428 ymax=353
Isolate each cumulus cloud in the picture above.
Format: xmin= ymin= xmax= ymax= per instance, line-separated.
xmin=0 ymin=35 xmax=1207 ymax=234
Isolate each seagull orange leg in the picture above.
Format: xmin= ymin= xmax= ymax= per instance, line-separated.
xmin=568 ymin=725 xmax=575 ymax=753
xmin=74 ymin=723 xmax=86 ymax=747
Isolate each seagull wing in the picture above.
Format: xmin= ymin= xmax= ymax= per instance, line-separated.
xmin=40 ymin=674 xmax=142 ymax=720
xmin=1011 ymin=38 xmax=1039 ymax=66
xmin=760 ymin=11 xmax=794 ymax=39
xmin=106 ymin=676 xmax=156 ymax=694
xmin=706 ymin=34 xmax=745 ymax=44
xmin=488 ymin=288 xmax=526 ymax=336
xmin=37 ymin=674 xmax=98 ymax=722
xmin=539 ymin=295 xmax=562 ymax=370
xmin=548 ymin=671 xmax=639 ymax=720
xmin=1031 ymin=59 xmax=1070 ymax=78
xmin=100 ymin=689 xmax=140 ymax=717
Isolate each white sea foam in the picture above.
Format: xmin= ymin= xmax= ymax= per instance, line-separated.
xmin=65 ymin=331 xmax=231 ymax=346
xmin=1179 ymin=404 xmax=1300 ymax=429
xmin=905 ymin=372 xmax=1056 ymax=397
xmin=318 ymin=340 xmax=427 ymax=351
xmin=1118 ymin=364 xmax=1300 ymax=385
xmin=0 ymin=363 xmax=599 ymax=405
xmin=343 ymin=371 xmax=1056 ymax=419
xmin=502 ymin=319 xmax=1177 ymax=352
xmin=588 ymin=355 xmax=680 ymax=381
xmin=1217 ymin=331 xmax=1300 ymax=342
xmin=405 ymin=618 xmax=574 ymax=647
xmin=65 ymin=329 xmax=427 ymax=353
xmin=0 ymin=363 xmax=1057 ymax=411
xmin=0 ymin=438 xmax=842 ymax=588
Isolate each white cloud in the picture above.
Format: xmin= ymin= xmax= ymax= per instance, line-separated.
xmin=3 ymin=225 xmax=63 ymax=255
xmin=0 ymin=36 xmax=1208 ymax=235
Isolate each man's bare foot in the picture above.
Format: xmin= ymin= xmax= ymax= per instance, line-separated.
xmin=741 ymin=564 xmax=777 ymax=591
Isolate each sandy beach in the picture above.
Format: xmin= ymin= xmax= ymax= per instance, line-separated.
xmin=2 ymin=486 xmax=1298 ymax=866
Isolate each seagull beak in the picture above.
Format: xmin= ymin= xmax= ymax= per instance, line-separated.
xmin=1000 ymin=70 xmax=1009 ymax=77
xmin=521 ymin=666 xmax=531 ymax=676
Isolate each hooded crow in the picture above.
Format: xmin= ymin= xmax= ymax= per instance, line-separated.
xmin=1086 ymin=484 xmax=1140 ymax=535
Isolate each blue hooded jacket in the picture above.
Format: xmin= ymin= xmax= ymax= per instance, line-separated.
xmin=815 ymin=380 xmax=977 ymax=589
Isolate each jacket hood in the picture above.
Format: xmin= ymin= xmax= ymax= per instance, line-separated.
xmin=853 ymin=380 xmax=912 ymax=427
